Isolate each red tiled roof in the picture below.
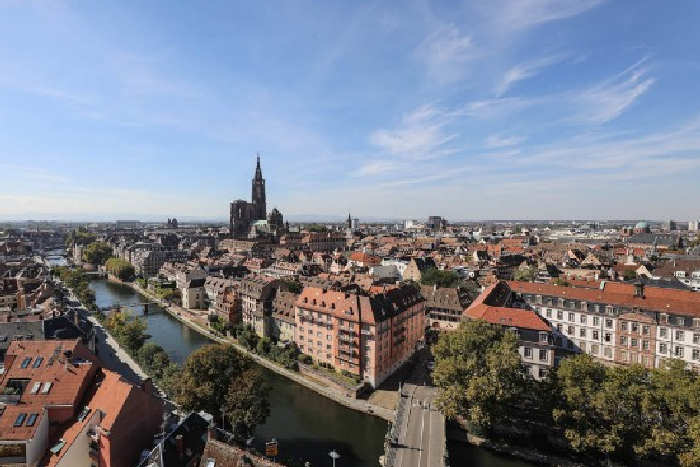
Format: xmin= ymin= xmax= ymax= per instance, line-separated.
xmin=465 ymin=303 xmax=551 ymax=332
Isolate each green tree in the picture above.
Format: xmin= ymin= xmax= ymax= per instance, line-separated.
xmin=420 ymin=268 xmax=460 ymax=288
xmin=83 ymin=242 xmax=113 ymax=266
xmin=432 ymin=320 xmax=529 ymax=431
xmin=282 ymin=280 xmax=303 ymax=294
xmin=105 ymin=257 xmax=136 ymax=281
xmin=514 ymin=266 xmax=536 ymax=282
xmin=171 ymin=344 xmax=258 ymax=417
xmin=224 ymin=368 xmax=270 ymax=441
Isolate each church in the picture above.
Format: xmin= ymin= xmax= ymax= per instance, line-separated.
xmin=229 ymin=156 xmax=284 ymax=238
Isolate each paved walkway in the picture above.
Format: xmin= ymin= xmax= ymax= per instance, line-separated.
xmin=393 ymin=384 xmax=445 ymax=467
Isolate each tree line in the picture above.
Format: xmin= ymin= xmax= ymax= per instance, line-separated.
xmin=101 ymin=310 xmax=270 ymax=442
xmin=53 ymin=267 xmax=97 ymax=311
xmin=433 ymin=320 xmax=700 ymax=466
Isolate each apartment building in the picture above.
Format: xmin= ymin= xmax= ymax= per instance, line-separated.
xmin=508 ymin=280 xmax=700 ymax=371
xmin=294 ymin=285 xmax=425 ymax=387
xmin=464 ymin=282 xmax=556 ymax=380
xmin=240 ymin=276 xmax=281 ymax=337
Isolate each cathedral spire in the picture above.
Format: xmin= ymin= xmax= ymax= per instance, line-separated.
xmin=254 ymin=153 xmax=263 ymax=180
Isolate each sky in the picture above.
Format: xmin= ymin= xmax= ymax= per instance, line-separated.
xmin=1 ymin=0 xmax=700 ymax=222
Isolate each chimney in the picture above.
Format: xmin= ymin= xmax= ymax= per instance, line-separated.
xmin=175 ymin=434 xmax=184 ymax=459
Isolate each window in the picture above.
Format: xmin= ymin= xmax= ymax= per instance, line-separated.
xmin=567 ymin=326 xmax=574 ymax=336
xmin=546 ymin=309 xmax=552 ymax=318
xmin=539 ymin=332 xmax=549 ymax=343
xmin=524 ymin=347 xmax=532 ymax=358
xmin=604 ymin=347 xmax=612 ymax=358
xmin=557 ymin=311 xmax=563 ymax=320
xmin=660 ymin=327 xmax=667 ymax=338
xmin=590 ymin=344 xmax=599 ymax=355
xmin=32 ymin=357 xmax=43 ymax=368
xmin=693 ymin=349 xmax=700 ymax=361
xmin=676 ymin=330 xmax=685 ymax=341
xmin=660 ymin=343 xmax=667 ymax=354
xmin=538 ymin=368 xmax=547 ymax=379
xmin=593 ymin=330 xmax=599 ymax=340
xmin=579 ymin=328 xmax=586 ymax=338
xmin=20 ymin=357 xmax=32 ymax=369
xmin=593 ymin=316 xmax=600 ymax=326
xmin=631 ymin=338 xmax=638 ymax=347
xmin=642 ymin=326 xmax=650 ymax=336
xmin=621 ymin=350 xmax=628 ymax=362
xmin=694 ymin=334 xmax=700 ymax=344
xmin=13 ymin=413 xmax=26 ymax=427
xmin=30 ymin=382 xmax=41 ymax=394
xmin=620 ymin=336 xmax=627 ymax=345
xmin=26 ymin=413 xmax=38 ymax=427
xmin=605 ymin=319 xmax=613 ymax=329
xmin=41 ymin=382 xmax=52 ymax=394
xmin=580 ymin=315 xmax=587 ymax=324
xmin=568 ymin=312 xmax=575 ymax=322
xmin=675 ymin=346 xmax=684 ymax=358
xmin=621 ymin=321 xmax=628 ymax=331
xmin=631 ymin=322 xmax=639 ymax=333
xmin=604 ymin=332 xmax=611 ymax=343
xmin=539 ymin=349 xmax=547 ymax=361
xmin=642 ymin=340 xmax=649 ymax=351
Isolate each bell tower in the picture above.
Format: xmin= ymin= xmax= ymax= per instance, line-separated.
xmin=251 ymin=154 xmax=267 ymax=220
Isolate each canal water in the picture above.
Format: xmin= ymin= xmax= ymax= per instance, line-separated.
xmin=90 ymin=279 xmax=532 ymax=467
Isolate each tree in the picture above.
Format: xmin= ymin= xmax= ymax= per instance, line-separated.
xmin=171 ymin=344 xmax=258 ymax=417
xmin=256 ymin=336 xmax=272 ymax=355
xmin=105 ymin=257 xmax=135 ymax=281
xmin=282 ymin=280 xmax=303 ymax=294
xmin=432 ymin=320 xmax=529 ymax=431
xmin=83 ymin=242 xmax=113 ymax=266
xmin=514 ymin=266 xmax=536 ymax=282
xmin=224 ymin=368 xmax=270 ymax=441
xmin=420 ymin=268 xmax=460 ymax=288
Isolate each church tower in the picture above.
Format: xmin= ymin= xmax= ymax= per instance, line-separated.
xmin=251 ymin=155 xmax=267 ymax=220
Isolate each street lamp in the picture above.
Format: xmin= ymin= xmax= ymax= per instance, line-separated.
xmin=329 ymin=449 xmax=341 ymax=467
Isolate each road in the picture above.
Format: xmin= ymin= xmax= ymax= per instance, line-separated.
xmin=394 ymin=384 xmax=445 ymax=467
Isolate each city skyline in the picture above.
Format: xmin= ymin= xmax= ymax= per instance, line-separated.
xmin=2 ymin=1 xmax=700 ymax=220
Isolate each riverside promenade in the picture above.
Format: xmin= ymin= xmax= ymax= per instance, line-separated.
xmin=122 ymin=281 xmax=396 ymax=422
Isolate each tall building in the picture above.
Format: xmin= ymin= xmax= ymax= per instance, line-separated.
xmin=230 ymin=156 xmax=274 ymax=238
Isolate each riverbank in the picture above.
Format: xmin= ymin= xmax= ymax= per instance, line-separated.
xmin=121 ymin=279 xmax=396 ymax=422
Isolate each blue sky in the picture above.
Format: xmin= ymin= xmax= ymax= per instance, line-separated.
xmin=1 ymin=0 xmax=700 ymax=221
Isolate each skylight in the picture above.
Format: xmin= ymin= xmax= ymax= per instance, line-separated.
xmin=41 ymin=382 xmax=52 ymax=394
xmin=20 ymin=358 xmax=32 ymax=369
xmin=26 ymin=413 xmax=38 ymax=427
xmin=32 ymin=357 xmax=44 ymax=368
xmin=13 ymin=413 xmax=26 ymax=427
xmin=30 ymin=382 xmax=41 ymax=394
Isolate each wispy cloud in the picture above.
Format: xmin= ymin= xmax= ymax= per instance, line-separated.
xmin=484 ymin=134 xmax=524 ymax=148
xmin=369 ymin=104 xmax=457 ymax=159
xmin=572 ymin=58 xmax=655 ymax=123
xmin=488 ymin=0 xmax=605 ymax=32
xmin=415 ymin=24 xmax=478 ymax=83
xmin=459 ymin=97 xmax=535 ymax=119
xmin=496 ymin=54 xmax=567 ymax=96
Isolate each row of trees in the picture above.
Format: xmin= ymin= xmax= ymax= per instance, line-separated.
xmin=233 ymin=324 xmax=300 ymax=369
xmin=433 ymin=320 xmax=700 ymax=466
xmin=105 ymin=257 xmax=135 ymax=281
xmin=53 ymin=266 xmax=97 ymax=311
xmin=101 ymin=310 xmax=270 ymax=441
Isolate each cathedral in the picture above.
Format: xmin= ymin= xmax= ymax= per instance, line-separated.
xmin=229 ymin=156 xmax=284 ymax=238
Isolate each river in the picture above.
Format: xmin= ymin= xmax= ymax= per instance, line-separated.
xmin=90 ymin=279 xmax=533 ymax=467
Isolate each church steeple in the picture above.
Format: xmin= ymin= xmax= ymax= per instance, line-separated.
xmin=254 ymin=154 xmax=263 ymax=181
xmin=251 ymin=154 xmax=267 ymax=220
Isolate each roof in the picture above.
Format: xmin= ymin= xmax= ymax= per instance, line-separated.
xmin=508 ymin=280 xmax=700 ymax=317
xmin=465 ymin=303 xmax=551 ymax=332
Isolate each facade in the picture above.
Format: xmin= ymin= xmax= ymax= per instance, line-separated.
xmin=182 ymin=278 xmax=206 ymax=310
xmin=229 ymin=157 xmax=277 ymax=239
xmin=240 ymin=276 xmax=280 ymax=337
xmin=270 ymin=291 xmax=298 ymax=342
xmin=509 ymin=280 xmax=700 ymax=372
xmin=294 ymin=285 xmax=425 ymax=387
xmin=464 ymin=282 xmax=556 ymax=380
xmin=421 ymin=285 xmax=471 ymax=331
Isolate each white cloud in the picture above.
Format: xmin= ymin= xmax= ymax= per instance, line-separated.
xmin=353 ymin=160 xmax=400 ymax=176
xmin=573 ymin=58 xmax=655 ymax=124
xmin=484 ymin=134 xmax=524 ymax=148
xmin=460 ymin=97 xmax=534 ymax=119
xmin=489 ymin=0 xmax=605 ymax=31
xmin=496 ymin=54 xmax=567 ymax=96
xmin=369 ymin=104 xmax=457 ymax=159
xmin=415 ymin=24 xmax=478 ymax=83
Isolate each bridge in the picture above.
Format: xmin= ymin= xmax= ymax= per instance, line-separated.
xmin=382 ymin=383 xmax=447 ymax=467
xmin=98 ymin=302 xmax=161 ymax=313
